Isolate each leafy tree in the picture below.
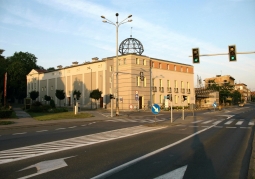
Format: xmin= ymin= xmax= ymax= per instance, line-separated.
xmin=5 ymin=52 xmax=40 ymax=102
xmin=55 ymin=90 xmax=65 ymax=106
xmin=90 ymin=89 xmax=102 ymax=109
xmin=73 ymin=90 xmax=81 ymax=100
xmin=230 ymin=90 xmax=241 ymax=104
xmin=47 ymin=67 xmax=55 ymax=71
xmin=44 ymin=95 xmax=51 ymax=104
xmin=29 ymin=91 xmax=39 ymax=102
xmin=50 ymin=99 xmax=56 ymax=108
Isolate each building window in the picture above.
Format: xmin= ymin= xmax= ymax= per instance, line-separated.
xmin=159 ymin=79 xmax=163 ymax=87
xmin=159 ymin=63 xmax=161 ymax=69
xmin=137 ymin=76 xmax=140 ymax=86
xmin=110 ymin=66 xmax=113 ymax=72
xmin=186 ymin=67 xmax=189 ymax=73
xmin=175 ymin=95 xmax=178 ymax=104
xmin=174 ymin=65 xmax=176 ymax=71
xmin=143 ymin=59 xmax=146 ymax=65
xmin=41 ymin=87 xmax=44 ymax=91
xmin=143 ymin=77 xmax=147 ymax=87
xmin=181 ymin=67 xmax=183 ymax=72
xmin=152 ymin=62 xmax=154 ymax=67
xmin=167 ymin=64 xmax=169 ymax=70
xmin=123 ymin=58 xmax=126 ymax=64
xmin=118 ymin=59 xmax=121 ymax=65
xmin=136 ymin=58 xmax=139 ymax=64
xmin=109 ymin=77 xmax=112 ymax=83
xmin=51 ymin=86 xmax=53 ymax=90
xmin=167 ymin=80 xmax=170 ymax=87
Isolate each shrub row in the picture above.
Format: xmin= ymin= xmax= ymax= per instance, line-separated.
xmin=0 ymin=110 xmax=13 ymax=118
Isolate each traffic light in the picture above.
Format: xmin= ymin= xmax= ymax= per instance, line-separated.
xmin=192 ymin=48 xmax=200 ymax=64
xmin=228 ymin=45 xmax=237 ymax=62
xmin=167 ymin=94 xmax=172 ymax=101
xmin=140 ymin=72 xmax=144 ymax=81
xmin=110 ymin=94 xmax=114 ymax=99
xmin=183 ymin=95 xmax=187 ymax=101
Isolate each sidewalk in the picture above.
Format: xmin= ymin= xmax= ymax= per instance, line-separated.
xmin=0 ymin=107 xmax=108 ymax=130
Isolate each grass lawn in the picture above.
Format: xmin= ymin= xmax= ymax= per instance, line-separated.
xmin=28 ymin=111 xmax=94 ymax=121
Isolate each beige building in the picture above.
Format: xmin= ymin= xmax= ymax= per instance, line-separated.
xmin=27 ymin=54 xmax=195 ymax=110
xmin=204 ymin=75 xmax=235 ymax=87
xmin=235 ymin=83 xmax=248 ymax=103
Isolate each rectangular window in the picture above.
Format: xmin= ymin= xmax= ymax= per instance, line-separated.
xmin=110 ymin=66 xmax=113 ymax=72
xmin=42 ymin=87 xmax=44 ymax=91
xmin=167 ymin=64 xmax=169 ymax=70
xmin=143 ymin=59 xmax=146 ymax=65
xmin=152 ymin=62 xmax=154 ymax=67
xmin=137 ymin=76 xmax=140 ymax=86
xmin=181 ymin=81 xmax=184 ymax=88
xmin=175 ymin=95 xmax=178 ymax=104
xmin=186 ymin=67 xmax=189 ymax=73
xmin=187 ymin=82 xmax=190 ymax=88
xmin=136 ymin=58 xmax=139 ymax=64
xmin=51 ymin=86 xmax=53 ymax=90
xmin=159 ymin=63 xmax=161 ymax=69
xmin=174 ymin=65 xmax=176 ymax=71
xmin=124 ymin=58 xmax=126 ymax=64
xmin=167 ymin=80 xmax=170 ymax=87
xmin=159 ymin=79 xmax=163 ymax=87
xmin=144 ymin=77 xmax=146 ymax=87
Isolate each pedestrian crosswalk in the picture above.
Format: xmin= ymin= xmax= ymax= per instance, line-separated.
xmin=0 ymin=125 xmax=165 ymax=164
xmin=106 ymin=118 xmax=167 ymax=123
xmin=190 ymin=118 xmax=254 ymax=127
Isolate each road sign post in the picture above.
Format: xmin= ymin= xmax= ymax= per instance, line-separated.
xmin=151 ymin=104 xmax=160 ymax=123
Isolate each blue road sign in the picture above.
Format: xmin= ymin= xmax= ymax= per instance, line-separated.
xmin=151 ymin=104 xmax=160 ymax=114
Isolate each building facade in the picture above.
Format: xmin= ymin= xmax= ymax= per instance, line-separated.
xmin=27 ymin=54 xmax=194 ymax=110
xmin=204 ymin=75 xmax=235 ymax=87
xmin=235 ymin=83 xmax=248 ymax=103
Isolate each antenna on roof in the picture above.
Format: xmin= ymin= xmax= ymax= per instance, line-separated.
xmin=130 ymin=27 xmax=132 ymax=38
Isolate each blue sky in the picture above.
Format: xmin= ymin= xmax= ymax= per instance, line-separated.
xmin=1 ymin=0 xmax=255 ymax=90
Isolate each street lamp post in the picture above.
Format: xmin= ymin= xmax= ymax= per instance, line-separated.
xmin=101 ymin=13 xmax=132 ymax=116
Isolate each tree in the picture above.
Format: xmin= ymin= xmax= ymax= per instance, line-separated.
xmin=90 ymin=89 xmax=102 ymax=109
xmin=55 ymin=90 xmax=65 ymax=106
xmin=44 ymin=95 xmax=51 ymax=104
xmin=231 ymin=90 xmax=241 ymax=104
xmin=47 ymin=67 xmax=55 ymax=71
xmin=29 ymin=91 xmax=39 ymax=102
xmin=5 ymin=52 xmax=40 ymax=102
xmin=73 ymin=90 xmax=81 ymax=100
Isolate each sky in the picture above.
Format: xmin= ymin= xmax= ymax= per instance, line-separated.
xmin=0 ymin=0 xmax=255 ymax=90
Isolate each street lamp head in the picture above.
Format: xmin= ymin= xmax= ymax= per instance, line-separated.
xmin=101 ymin=15 xmax=105 ymax=19
xmin=102 ymin=20 xmax=107 ymax=23
xmin=116 ymin=13 xmax=119 ymax=17
xmin=128 ymin=15 xmax=132 ymax=18
xmin=128 ymin=19 xmax=132 ymax=22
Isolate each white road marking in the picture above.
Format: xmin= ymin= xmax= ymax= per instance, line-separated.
xmin=18 ymin=156 xmax=76 ymax=179
xmin=213 ymin=121 xmax=222 ymax=125
xmin=226 ymin=127 xmax=236 ymax=129
xmin=81 ymin=124 xmax=87 ymax=126
xmin=154 ymin=165 xmax=187 ymax=179
xmin=55 ymin=128 xmax=65 ymax=130
xmin=191 ymin=121 xmax=202 ymax=123
xmin=249 ymin=122 xmax=254 ymax=126
xmin=202 ymin=120 xmax=213 ymax=124
xmin=36 ymin=130 xmax=48 ymax=133
xmin=13 ymin=132 xmax=27 ymax=135
xmin=68 ymin=126 xmax=77 ymax=129
xmin=91 ymin=125 xmax=215 ymax=179
xmin=213 ymin=126 xmax=223 ymax=128
xmin=236 ymin=121 xmax=244 ymax=125
xmin=0 ymin=125 xmax=165 ymax=164
xmin=201 ymin=126 xmax=210 ymax=128
xmin=225 ymin=120 xmax=234 ymax=125
xmin=240 ymin=127 xmax=251 ymax=129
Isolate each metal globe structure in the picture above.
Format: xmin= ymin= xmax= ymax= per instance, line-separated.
xmin=119 ymin=37 xmax=144 ymax=55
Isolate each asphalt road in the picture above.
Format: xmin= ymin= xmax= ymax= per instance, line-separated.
xmin=0 ymin=104 xmax=254 ymax=179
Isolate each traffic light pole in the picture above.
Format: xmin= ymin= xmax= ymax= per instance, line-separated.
xmin=182 ymin=101 xmax=184 ymax=120
xmin=189 ymin=51 xmax=255 ymax=57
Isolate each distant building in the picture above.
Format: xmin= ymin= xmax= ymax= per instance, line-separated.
xmin=235 ymin=83 xmax=248 ymax=103
xmin=204 ymin=75 xmax=235 ymax=88
xmin=27 ymin=54 xmax=195 ymax=110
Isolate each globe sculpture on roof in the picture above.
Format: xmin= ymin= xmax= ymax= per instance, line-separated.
xmin=119 ymin=37 xmax=144 ymax=55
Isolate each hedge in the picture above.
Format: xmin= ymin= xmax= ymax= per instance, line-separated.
xmin=0 ymin=110 xmax=13 ymax=118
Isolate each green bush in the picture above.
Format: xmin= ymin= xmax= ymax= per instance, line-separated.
xmin=0 ymin=110 xmax=13 ymax=118
xmin=50 ymin=100 xmax=56 ymax=108
xmin=28 ymin=106 xmax=44 ymax=112
xmin=49 ymin=107 xmax=68 ymax=113
xmin=0 ymin=121 xmax=15 ymax=125
xmin=32 ymin=101 xmax=42 ymax=106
